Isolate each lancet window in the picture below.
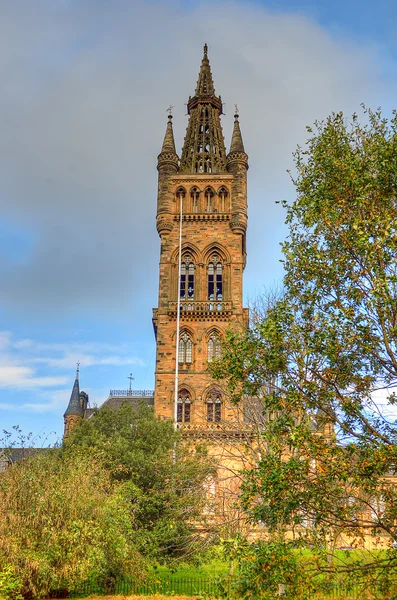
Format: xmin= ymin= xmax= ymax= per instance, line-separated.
xmin=180 ymin=255 xmax=195 ymax=300
xmin=190 ymin=187 xmax=199 ymax=212
xmin=206 ymin=390 xmax=222 ymax=422
xmin=177 ymin=389 xmax=191 ymax=423
xmin=179 ymin=332 xmax=192 ymax=364
xmin=175 ymin=186 xmax=186 ymax=205
xmin=207 ymin=254 xmax=223 ymax=300
xmin=218 ymin=187 xmax=228 ymax=212
xmin=205 ymin=187 xmax=214 ymax=212
xmin=208 ymin=333 xmax=222 ymax=362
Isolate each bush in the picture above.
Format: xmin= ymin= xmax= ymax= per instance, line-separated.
xmin=0 ymin=450 xmax=144 ymax=598
xmin=0 ymin=566 xmax=23 ymax=600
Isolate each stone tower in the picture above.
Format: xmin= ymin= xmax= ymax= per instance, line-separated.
xmin=153 ymin=45 xmax=249 ymax=429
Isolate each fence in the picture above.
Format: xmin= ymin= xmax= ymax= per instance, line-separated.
xmin=71 ymin=576 xmax=373 ymax=598
xmin=73 ymin=576 xmax=226 ymax=597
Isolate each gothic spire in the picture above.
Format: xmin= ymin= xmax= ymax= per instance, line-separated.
xmin=195 ymin=43 xmax=215 ymax=97
xmin=160 ymin=114 xmax=177 ymax=154
xmin=157 ymin=114 xmax=179 ymax=171
xmin=63 ymin=364 xmax=84 ymax=418
xmin=180 ymin=44 xmax=226 ymax=174
xmin=229 ymin=111 xmax=245 ymax=154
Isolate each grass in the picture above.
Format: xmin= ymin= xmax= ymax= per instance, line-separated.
xmin=150 ymin=558 xmax=229 ymax=580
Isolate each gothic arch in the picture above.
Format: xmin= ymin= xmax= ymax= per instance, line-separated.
xmin=171 ymin=324 xmax=195 ymax=341
xmin=202 ymin=242 xmax=230 ymax=264
xmin=175 ymin=186 xmax=186 ymax=197
xmin=171 ymin=242 xmax=200 ymax=264
xmin=177 ymin=382 xmax=196 ymax=401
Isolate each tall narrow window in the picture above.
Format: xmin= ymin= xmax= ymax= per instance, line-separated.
xmin=205 ymin=188 xmax=214 ymax=212
xmin=206 ymin=390 xmax=222 ymax=422
xmin=208 ymin=255 xmax=223 ymax=300
xmin=179 ymin=332 xmax=192 ymax=364
xmin=177 ymin=389 xmax=191 ymax=423
xmin=208 ymin=334 xmax=222 ymax=361
xmin=180 ymin=255 xmax=195 ymax=299
xmin=176 ymin=187 xmax=186 ymax=206
xmin=219 ymin=187 xmax=228 ymax=212
xmin=191 ymin=187 xmax=199 ymax=212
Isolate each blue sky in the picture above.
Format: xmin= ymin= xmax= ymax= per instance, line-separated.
xmin=0 ymin=0 xmax=396 ymax=445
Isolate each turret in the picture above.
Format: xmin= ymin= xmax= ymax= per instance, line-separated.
xmin=63 ymin=364 xmax=87 ymax=439
xmin=157 ymin=114 xmax=179 ymax=236
xmin=227 ymin=112 xmax=249 ymax=238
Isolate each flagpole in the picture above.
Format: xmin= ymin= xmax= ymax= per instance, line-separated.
xmin=174 ymin=191 xmax=183 ymax=430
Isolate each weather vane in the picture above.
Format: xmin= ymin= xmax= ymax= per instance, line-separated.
xmin=166 ymin=105 xmax=175 ymax=116
xmin=234 ymin=104 xmax=239 ymax=116
xmin=128 ymin=373 xmax=134 ymax=393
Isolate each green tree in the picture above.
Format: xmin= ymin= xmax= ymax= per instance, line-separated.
xmin=66 ymin=403 xmax=214 ymax=562
xmin=0 ymin=450 xmax=142 ymax=599
xmin=211 ymin=108 xmax=397 ymax=594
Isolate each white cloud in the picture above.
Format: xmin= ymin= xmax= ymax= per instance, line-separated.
xmin=0 ymin=366 xmax=67 ymax=390
xmin=0 ymin=330 xmax=143 ymax=401
xmin=0 ymin=0 xmax=394 ymax=320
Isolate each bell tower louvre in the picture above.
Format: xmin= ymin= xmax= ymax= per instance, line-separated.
xmin=153 ymin=45 xmax=249 ymax=431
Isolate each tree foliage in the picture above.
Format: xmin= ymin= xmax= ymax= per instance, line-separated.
xmin=0 ymin=450 xmax=142 ymax=599
xmin=211 ymin=108 xmax=397 ymax=590
xmin=65 ymin=403 xmax=214 ymax=561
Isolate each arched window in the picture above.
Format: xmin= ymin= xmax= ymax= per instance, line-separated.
xmin=206 ymin=390 xmax=222 ymax=422
xmin=177 ymin=389 xmax=191 ymax=423
xmin=179 ymin=332 xmax=192 ymax=364
xmin=190 ymin=187 xmax=199 ymax=213
xmin=218 ymin=187 xmax=228 ymax=212
xmin=180 ymin=254 xmax=195 ymax=300
xmin=175 ymin=187 xmax=186 ymax=212
xmin=208 ymin=333 xmax=222 ymax=361
xmin=176 ymin=186 xmax=186 ymax=201
xmin=207 ymin=254 xmax=223 ymax=300
xmin=205 ymin=188 xmax=214 ymax=212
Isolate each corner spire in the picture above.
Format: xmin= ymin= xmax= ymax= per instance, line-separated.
xmin=229 ymin=111 xmax=245 ymax=153
xmin=157 ymin=112 xmax=179 ymax=172
xmin=160 ymin=114 xmax=177 ymax=154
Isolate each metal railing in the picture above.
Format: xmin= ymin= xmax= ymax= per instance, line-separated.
xmin=70 ymin=576 xmax=367 ymax=598
xmin=109 ymin=389 xmax=154 ymax=397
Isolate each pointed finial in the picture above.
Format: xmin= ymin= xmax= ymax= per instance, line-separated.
xmin=76 ymin=360 xmax=80 ymax=380
xmin=228 ymin=108 xmax=246 ymax=154
xmin=159 ymin=110 xmax=177 ymax=155
xmin=204 ymin=43 xmax=208 ymax=57
xmin=128 ymin=373 xmax=134 ymax=394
